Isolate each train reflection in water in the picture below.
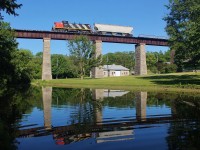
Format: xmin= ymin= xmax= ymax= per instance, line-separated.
xmin=53 ymin=129 xmax=134 ymax=145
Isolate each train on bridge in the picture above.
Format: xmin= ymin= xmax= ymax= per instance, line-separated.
xmin=52 ymin=20 xmax=133 ymax=37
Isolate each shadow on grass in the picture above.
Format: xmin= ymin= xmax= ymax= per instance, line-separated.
xmin=140 ymin=74 xmax=200 ymax=86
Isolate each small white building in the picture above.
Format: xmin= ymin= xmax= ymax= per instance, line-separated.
xmin=103 ymin=64 xmax=130 ymax=77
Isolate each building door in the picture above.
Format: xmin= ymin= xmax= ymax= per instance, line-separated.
xmin=115 ymin=71 xmax=120 ymax=76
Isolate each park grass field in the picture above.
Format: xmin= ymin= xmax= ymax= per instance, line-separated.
xmin=33 ymin=72 xmax=200 ymax=93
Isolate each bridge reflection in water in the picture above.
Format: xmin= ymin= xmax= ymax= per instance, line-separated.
xmin=17 ymin=87 xmax=175 ymax=145
xmin=42 ymin=87 xmax=52 ymax=129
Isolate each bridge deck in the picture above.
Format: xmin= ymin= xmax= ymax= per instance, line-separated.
xmin=17 ymin=115 xmax=174 ymax=138
xmin=15 ymin=29 xmax=168 ymax=46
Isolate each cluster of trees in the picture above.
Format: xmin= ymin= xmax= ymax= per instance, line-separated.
xmin=102 ymin=51 xmax=135 ymax=71
xmin=51 ymin=54 xmax=79 ymax=79
xmin=146 ymin=51 xmax=177 ymax=74
xmin=9 ymin=50 xmax=79 ymax=79
xmin=103 ymin=50 xmax=177 ymax=74
xmin=17 ymin=48 xmax=176 ymax=80
xmin=16 ymin=48 xmax=177 ymax=80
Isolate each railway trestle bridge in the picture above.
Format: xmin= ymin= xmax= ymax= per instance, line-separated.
xmin=15 ymin=29 xmax=169 ymax=80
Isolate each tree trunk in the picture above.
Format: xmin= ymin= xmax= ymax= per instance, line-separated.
xmin=80 ymin=62 xmax=83 ymax=80
xmin=194 ymin=63 xmax=197 ymax=73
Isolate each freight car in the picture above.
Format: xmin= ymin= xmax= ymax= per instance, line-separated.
xmin=52 ymin=21 xmax=92 ymax=33
xmin=52 ymin=21 xmax=133 ymax=37
xmin=94 ymin=23 xmax=133 ymax=36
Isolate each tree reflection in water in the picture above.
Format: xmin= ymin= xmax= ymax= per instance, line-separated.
xmin=0 ymin=85 xmax=38 ymax=150
xmin=167 ymin=96 xmax=200 ymax=149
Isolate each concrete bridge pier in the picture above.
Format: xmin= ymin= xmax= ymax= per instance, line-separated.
xmin=42 ymin=87 xmax=52 ymax=129
xmin=135 ymin=92 xmax=147 ymax=121
xmin=42 ymin=38 xmax=52 ymax=80
xmin=91 ymin=40 xmax=104 ymax=78
xmin=134 ymin=43 xmax=147 ymax=75
xmin=92 ymin=89 xmax=104 ymax=101
xmin=96 ymin=106 xmax=103 ymax=123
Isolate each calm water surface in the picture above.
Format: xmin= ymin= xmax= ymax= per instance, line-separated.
xmin=1 ymin=87 xmax=200 ymax=150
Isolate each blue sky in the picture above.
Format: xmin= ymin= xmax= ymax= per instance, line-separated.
xmin=3 ymin=0 xmax=169 ymax=55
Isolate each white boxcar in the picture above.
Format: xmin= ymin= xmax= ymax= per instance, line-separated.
xmin=94 ymin=23 xmax=133 ymax=36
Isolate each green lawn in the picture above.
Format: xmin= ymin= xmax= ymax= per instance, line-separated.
xmin=33 ymin=72 xmax=200 ymax=93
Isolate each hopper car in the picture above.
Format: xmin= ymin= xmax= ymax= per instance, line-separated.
xmin=94 ymin=23 xmax=133 ymax=36
xmin=52 ymin=21 xmax=133 ymax=37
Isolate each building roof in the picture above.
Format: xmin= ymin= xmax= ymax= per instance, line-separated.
xmin=103 ymin=64 xmax=129 ymax=71
xmin=103 ymin=90 xmax=129 ymax=97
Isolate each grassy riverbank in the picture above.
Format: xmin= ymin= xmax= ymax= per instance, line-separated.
xmin=33 ymin=72 xmax=200 ymax=93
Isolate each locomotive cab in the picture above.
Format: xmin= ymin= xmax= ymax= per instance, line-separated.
xmin=52 ymin=22 xmax=64 ymax=31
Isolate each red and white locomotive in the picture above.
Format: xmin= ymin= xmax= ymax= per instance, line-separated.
xmin=52 ymin=21 xmax=92 ymax=33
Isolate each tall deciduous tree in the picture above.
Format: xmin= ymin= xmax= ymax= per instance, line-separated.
xmin=0 ymin=21 xmax=17 ymax=86
xmin=68 ymin=36 xmax=102 ymax=79
xmin=164 ymin=0 xmax=200 ymax=71
xmin=0 ymin=0 xmax=24 ymax=87
xmin=0 ymin=22 xmax=34 ymax=87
